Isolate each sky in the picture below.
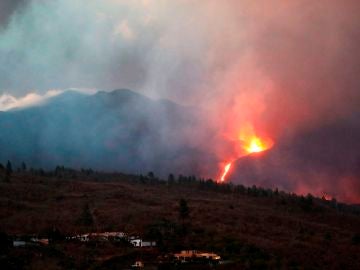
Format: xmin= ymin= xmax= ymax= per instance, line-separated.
xmin=1 ymin=1 xmax=359 ymax=121
xmin=0 ymin=0 xmax=360 ymax=202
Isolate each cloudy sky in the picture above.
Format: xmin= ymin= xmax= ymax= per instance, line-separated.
xmin=1 ymin=1 xmax=359 ymax=122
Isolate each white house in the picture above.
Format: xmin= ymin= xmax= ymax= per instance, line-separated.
xmin=129 ymin=236 xmax=156 ymax=247
xmin=141 ymin=240 xmax=156 ymax=247
xmin=68 ymin=232 xmax=127 ymax=242
xmin=13 ymin=240 xmax=26 ymax=247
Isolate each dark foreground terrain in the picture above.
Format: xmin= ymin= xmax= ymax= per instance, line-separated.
xmin=0 ymin=167 xmax=360 ymax=269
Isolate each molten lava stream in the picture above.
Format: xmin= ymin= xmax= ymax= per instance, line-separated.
xmin=219 ymin=133 xmax=274 ymax=182
xmin=244 ymin=136 xmax=273 ymax=154
xmin=220 ymin=162 xmax=232 ymax=182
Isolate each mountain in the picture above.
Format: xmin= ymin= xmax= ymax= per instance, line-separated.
xmin=228 ymin=114 xmax=360 ymax=203
xmin=0 ymin=89 xmax=216 ymax=177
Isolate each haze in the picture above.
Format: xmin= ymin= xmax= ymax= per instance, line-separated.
xmin=1 ymin=0 xmax=359 ymax=202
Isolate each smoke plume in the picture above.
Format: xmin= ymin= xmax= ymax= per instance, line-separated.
xmin=0 ymin=1 xmax=360 ymax=202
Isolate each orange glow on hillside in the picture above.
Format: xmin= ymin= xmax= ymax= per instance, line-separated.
xmin=322 ymin=192 xmax=333 ymax=201
xmin=239 ymin=123 xmax=274 ymax=154
xmin=243 ymin=136 xmax=273 ymax=154
xmin=219 ymin=123 xmax=274 ymax=182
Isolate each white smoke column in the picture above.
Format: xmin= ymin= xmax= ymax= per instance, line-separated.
xmin=0 ymin=0 xmax=359 ymax=201
xmin=0 ymin=90 xmax=62 ymax=111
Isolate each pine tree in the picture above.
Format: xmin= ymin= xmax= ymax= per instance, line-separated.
xmin=4 ymin=160 xmax=12 ymax=182
xmin=6 ymin=160 xmax=12 ymax=176
xmin=78 ymin=203 xmax=94 ymax=226
xmin=168 ymin=173 xmax=175 ymax=184
xmin=179 ymin=198 xmax=190 ymax=220
xmin=21 ymin=162 xmax=27 ymax=172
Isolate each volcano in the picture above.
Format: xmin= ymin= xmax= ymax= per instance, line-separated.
xmin=227 ymin=115 xmax=360 ymax=203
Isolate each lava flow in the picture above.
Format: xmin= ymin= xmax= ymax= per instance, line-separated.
xmin=219 ymin=124 xmax=274 ymax=182
xmin=244 ymin=136 xmax=273 ymax=154
xmin=240 ymin=124 xmax=274 ymax=155
xmin=220 ymin=162 xmax=232 ymax=182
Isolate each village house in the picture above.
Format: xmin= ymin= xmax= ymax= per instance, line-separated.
xmin=13 ymin=240 xmax=26 ymax=247
xmin=67 ymin=233 xmax=90 ymax=242
xmin=129 ymin=236 xmax=156 ymax=248
xmin=30 ymin=237 xmax=49 ymax=245
xmin=67 ymin=232 xmax=127 ymax=242
xmin=174 ymin=250 xmax=221 ymax=263
xmin=89 ymin=231 xmax=127 ymax=241
xmin=13 ymin=237 xmax=49 ymax=247
xmin=131 ymin=261 xmax=144 ymax=268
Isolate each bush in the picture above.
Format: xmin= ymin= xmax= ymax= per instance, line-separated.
xmin=0 ymin=232 xmax=12 ymax=254
xmin=77 ymin=203 xmax=94 ymax=226
xmin=352 ymin=233 xmax=360 ymax=245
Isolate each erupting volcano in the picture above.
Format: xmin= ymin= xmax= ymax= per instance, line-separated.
xmin=244 ymin=136 xmax=272 ymax=154
xmin=219 ymin=124 xmax=274 ymax=182
xmin=239 ymin=124 xmax=274 ymax=155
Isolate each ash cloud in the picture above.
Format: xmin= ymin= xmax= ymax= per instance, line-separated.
xmin=0 ymin=0 xmax=26 ymax=27
xmin=218 ymin=1 xmax=360 ymax=203
xmin=0 ymin=1 xmax=360 ymax=202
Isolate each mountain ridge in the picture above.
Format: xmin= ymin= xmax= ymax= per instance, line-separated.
xmin=0 ymin=89 xmax=216 ymax=177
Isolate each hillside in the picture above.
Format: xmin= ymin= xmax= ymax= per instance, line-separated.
xmin=0 ymin=168 xmax=359 ymax=269
xmin=0 ymin=89 xmax=216 ymax=177
xmin=228 ymin=113 xmax=360 ymax=203
xmin=1 ymin=89 xmax=359 ymax=204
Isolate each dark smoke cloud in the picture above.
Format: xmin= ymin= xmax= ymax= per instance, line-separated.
xmin=0 ymin=1 xmax=359 ymax=202
xmin=229 ymin=112 xmax=360 ymax=203
xmin=204 ymin=0 xmax=360 ymax=135
xmin=0 ymin=0 xmax=25 ymax=27
xmin=0 ymin=0 xmax=212 ymax=98
xmin=216 ymin=1 xmax=360 ymax=203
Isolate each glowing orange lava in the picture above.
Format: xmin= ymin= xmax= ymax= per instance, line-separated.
xmin=239 ymin=124 xmax=274 ymax=154
xmin=219 ymin=123 xmax=274 ymax=182
xmin=220 ymin=162 xmax=232 ymax=182
xmin=244 ymin=136 xmax=272 ymax=154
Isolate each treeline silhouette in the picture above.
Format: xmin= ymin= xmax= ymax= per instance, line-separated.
xmin=1 ymin=161 xmax=359 ymax=215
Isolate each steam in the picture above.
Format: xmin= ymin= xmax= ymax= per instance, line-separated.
xmin=0 ymin=90 xmax=62 ymax=111
xmin=0 ymin=1 xmax=360 ymax=202
xmin=0 ymin=0 xmax=26 ymax=27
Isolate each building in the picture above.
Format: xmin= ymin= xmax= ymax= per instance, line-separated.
xmin=13 ymin=240 xmax=26 ymax=247
xmin=131 ymin=261 xmax=144 ymax=268
xmin=174 ymin=250 xmax=221 ymax=263
xmin=68 ymin=232 xmax=127 ymax=242
xmin=30 ymin=237 xmax=49 ymax=245
xmin=129 ymin=236 xmax=156 ymax=247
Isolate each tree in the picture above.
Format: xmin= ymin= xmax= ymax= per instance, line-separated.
xmin=46 ymin=227 xmax=65 ymax=243
xmin=179 ymin=198 xmax=190 ymax=220
xmin=352 ymin=233 xmax=360 ymax=245
xmin=78 ymin=203 xmax=94 ymax=226
xmin=168 ymin=174 xmax=175 ymax=184
xmin=0 ymin=232 xmax=11 ymax=254
xmin=148 ymin=171 xmax=154 ymax=179
xmin=21 ymin=162 xmax=27 ymax=172
xmin=4 ymin=160 xmax=12 ymax=182
xmin=6 ymin=160 xmax=12 ymax=176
